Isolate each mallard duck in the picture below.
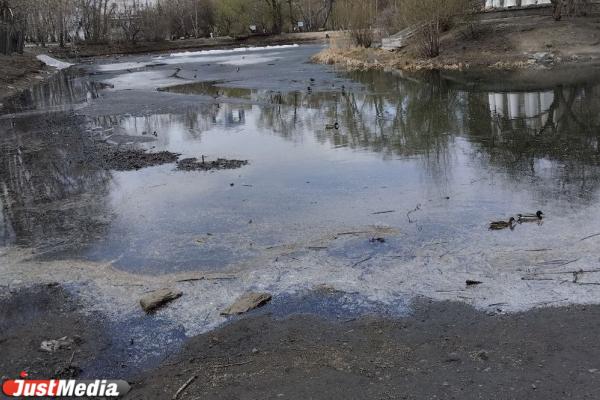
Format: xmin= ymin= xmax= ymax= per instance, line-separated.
xmin=517 ymin=210 xmax=544 ymax=222
xmin=325 ymin=122 xmax=340 ymax=130
xmin=489 ymin=217 xmax=516 ymax=230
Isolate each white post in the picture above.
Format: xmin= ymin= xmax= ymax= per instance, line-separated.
xmin=488 ymin=93 xmax=497 ymax=114
xmin=494 ymin=93 xmax=505 ymax=116
xmin=524 ymin=92 xmax=540 ymax=118
xmin=508 ymin=93 xmax=520 ymax=119
xmin=540 ymin=91 xmax=554 ymax=112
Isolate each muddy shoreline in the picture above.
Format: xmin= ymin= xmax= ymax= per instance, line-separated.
xmin=4 ymin=284 xmax=600 ymax=399
xmin=3 ymin=41 xmax=600 ymax=400
xmin=0 ymin=54 xmax=51 ymax=103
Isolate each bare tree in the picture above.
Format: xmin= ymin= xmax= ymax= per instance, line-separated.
xmin=119 ymin=1 xmax=142 ymax=43
xmin=400 ymin=0 xmax=478 ymax=57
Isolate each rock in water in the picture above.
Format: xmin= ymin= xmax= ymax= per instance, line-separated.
xmin=140 ymin=288 xmax=182 ymax=312
xmin=221 ymin=292 xmax=272 ymax=315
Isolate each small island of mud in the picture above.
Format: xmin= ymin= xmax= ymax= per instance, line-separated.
xmin=97 ymin=145 xmax=181 ymax=171
xmin=176 ymin=157 xmax=249 ymax=171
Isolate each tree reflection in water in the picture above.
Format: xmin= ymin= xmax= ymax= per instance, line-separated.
xmin=467 ymin=83 xmax=600 ymax=203
xmin=96 ymin=70 xmax=600 ymax=206
xmin=0 ymin=112 xmax=112 ymax=251
xmin=4 ymin=66 xmax=600 ymax=255
xmin=254 ymin=70 xmax=600 ymax=204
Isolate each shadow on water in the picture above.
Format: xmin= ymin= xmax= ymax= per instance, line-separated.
xmin=3 ymin=61 xmax=600 ymax=270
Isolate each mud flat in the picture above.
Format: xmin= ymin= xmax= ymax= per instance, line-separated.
xmin=3 ymin=282 xmax=600 ymax=400
xmin=128 ymin=299 xmax=600 ymax=400
xmin=0 ymin=285 xmax=109 ymax=380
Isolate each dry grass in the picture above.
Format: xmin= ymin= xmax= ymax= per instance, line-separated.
xmin=0 ymin=53 xmax=46 ymax=101
xmin=311 ymin=47 xmax=385 ymax=70
xmin=312 ymin=16 xmax=600 ymax=73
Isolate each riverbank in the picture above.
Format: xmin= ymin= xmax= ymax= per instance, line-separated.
xmin=0 ymin=54 xmax=49 ymax=102
xmin=4 ymin=40 xmax=600 ymax=400
xmin=0 ymin=31 xmax=333 ymax=103
xmin=313 ymin=16 xmax=600 ymax=72
xmin=39 ymin=31 xmax=335 ymax=60
xmin=5 ymin=282 xmax=599 ymax=400
xmin=128 ymin=300 xmax=600 ymax=399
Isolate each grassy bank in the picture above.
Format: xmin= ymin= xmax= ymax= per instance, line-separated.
xmin=0 ymin=54 xmax=48 ymax=102
xmin=313 ymin=16 xmax=600 ymax=72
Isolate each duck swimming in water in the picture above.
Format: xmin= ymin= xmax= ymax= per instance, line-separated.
xmin=489 ymin=217 xmax=516 ymax=230
xmin=325 ymin=122 xmax=339 ymax=130
xmin=517 ymin=210 xmax=544 ymax=222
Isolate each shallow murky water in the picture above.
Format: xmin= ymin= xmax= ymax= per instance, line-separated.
xmin=3 ymin=44 xmax=600 ymax=340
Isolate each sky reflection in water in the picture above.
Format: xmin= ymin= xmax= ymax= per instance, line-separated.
xmin=2 ymin=47 xmax=600 ymax=274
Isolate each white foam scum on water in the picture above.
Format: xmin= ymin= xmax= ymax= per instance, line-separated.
xmin=97 ymin=45 xmax=300 ymax=72
xmin=36 ymin=55 xmax=73 ymax=70
xmin=3 ymin=214 xmax=600 ymax=338
xmin=167 ymin=44 xmax=300 ymax=58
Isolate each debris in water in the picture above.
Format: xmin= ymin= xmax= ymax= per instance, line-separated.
xmin=466 ymin=280 xmax=483 ymax=286
xmin=175 ymin=273 xmax=237 ymax=283
xmin=221 ymin=292 xmax=272 ymax=315
xmin=176 ymin=157 xmax=248 ymax=171
xmin=369 ymin=237 xmax=386 ymax=243
xmin=140 ymin=288 xmax=183 ymax=313
xmin=172 ymin=375 xmax=197 ymax=400
xmin=40 ymin=336 xmax=75 ymax=352
xmin=372 ymin=210 xmax=395 ymax=215
xmin=406 ymin=203 xmax=422 ymax=223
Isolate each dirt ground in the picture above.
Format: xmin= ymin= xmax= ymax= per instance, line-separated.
xmin=0 ymin=285 xmax=108 ymax=381
xmin=0 ymin=54 xmax=48 ymax=102
xmin=314 ymin=16 xmax=600 ymax=71
xmin=126 ymin=298 xmax=600 ymax=399
xmin=3 ymin=284 xmax=600 ymax=399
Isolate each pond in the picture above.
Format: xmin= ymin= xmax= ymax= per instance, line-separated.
xmin=2 ymin=44 xmax=600 ymax=322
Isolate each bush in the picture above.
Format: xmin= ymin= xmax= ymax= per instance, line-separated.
xmin=350 ymin=28 xmax=373 ymax=48
xmin=400 ymin=0 xmax=479 ymax=57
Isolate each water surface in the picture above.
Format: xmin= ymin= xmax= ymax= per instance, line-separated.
xmin=2 ymin=45 xmax=600 ymax=314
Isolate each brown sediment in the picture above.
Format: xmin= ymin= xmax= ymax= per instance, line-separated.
xmin=128 ymin=300 xmax=600 ymax=399
xmin=0 ymin=53 xmax=49 ymax=102
xmin=96 ymin=144 xmax=180 ymax=171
